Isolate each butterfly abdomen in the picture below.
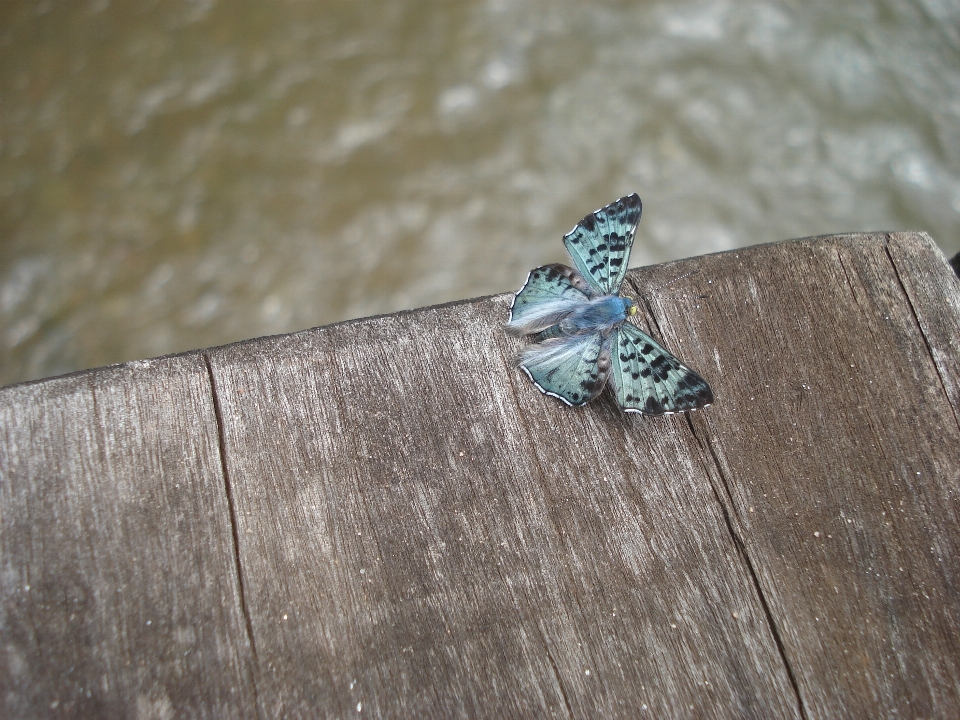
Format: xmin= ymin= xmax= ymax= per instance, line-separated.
xmin=529 ymin=325 xmax=567 ymax=342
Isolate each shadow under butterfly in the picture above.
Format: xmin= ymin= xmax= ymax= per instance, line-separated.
xmin=506 ymin=194 xmax=714 ymax=416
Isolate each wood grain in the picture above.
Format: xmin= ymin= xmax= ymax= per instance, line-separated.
xmin=0 ymin=356 xmax=256 ymax=718
xmin=2 ymin=231 xmax=959 ymax=718
xmin=641 ymin=232 xmax=960 ymax=718
xmin=207 ymin=298 xmax=799 ymax=718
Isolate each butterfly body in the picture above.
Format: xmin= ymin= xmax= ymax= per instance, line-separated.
xmin=506 ymin=194 xmax=713 ymax=415
xmin=564 ymin=295 xmax=634 ymax=333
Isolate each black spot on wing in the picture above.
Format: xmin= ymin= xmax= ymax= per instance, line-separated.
xmin=611 ymin=320 xmax=714 ymax=414
xmin=644 ymin=396 xmax=664 ymax=415
xmin=615 ymin=193 xmax=642 ymax=226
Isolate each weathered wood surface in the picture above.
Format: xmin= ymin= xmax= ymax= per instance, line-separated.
xmin=0 ymin=356 xmax=256 ymax=717
xmin=1 ymin=231 xmax=959 ymax=718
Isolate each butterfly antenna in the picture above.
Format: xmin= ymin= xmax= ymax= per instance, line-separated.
xmin=648 ymin=269 xmax=701 ymax=293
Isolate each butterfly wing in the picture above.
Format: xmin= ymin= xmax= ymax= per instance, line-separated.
xmin=518 ymin=332 xmax=611 ymax=407
xmin=610 ymin=322 xmax=713 ymax=415
xmin=507 ymin=263 xmax=593 ymax=336
xmin=563 ymin=194 xmax=642 ymax=295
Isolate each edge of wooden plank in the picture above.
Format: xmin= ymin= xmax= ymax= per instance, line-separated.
xmin=1 ymin=231 xmax=952 ymax=398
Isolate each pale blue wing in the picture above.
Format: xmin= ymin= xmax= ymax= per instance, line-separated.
xmin=562 ymin=194 xmax=641 ymax=295
xmin=518 ymin=332 xmax=611 ymax=407
xmin=507 ymin=263 xmax=592 ymax=336
xmin=610 ymin=322 xmax=713 ymax=415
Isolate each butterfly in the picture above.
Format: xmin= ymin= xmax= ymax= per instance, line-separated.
xmin=506 ymin=194 xmax=713 ymax=415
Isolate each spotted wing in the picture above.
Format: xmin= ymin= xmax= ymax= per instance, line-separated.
xmin=507 ymin=263 xmax=593 ymax=336
xmin=610 ymin=322 xmax=713 ymax=415
xmin=562 ymin=194 xmax=641 ymax=295
xmin=518 ymin=333 xmax=611 ymax=407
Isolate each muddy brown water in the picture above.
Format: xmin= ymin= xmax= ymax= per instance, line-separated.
xmin=2 ymin=0 xmax=959 ymax=386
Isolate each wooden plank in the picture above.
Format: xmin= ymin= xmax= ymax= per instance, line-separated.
xmin=0 ymin=356 xmax=256 ymax=718
xmin=204 ymin=292 xmax=801 ymax=715
xmin=655 ymin=232 xmax=960 ymax=718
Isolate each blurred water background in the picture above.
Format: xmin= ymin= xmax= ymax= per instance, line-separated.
xmin=2 ymin=0 xmax=960 ymax=387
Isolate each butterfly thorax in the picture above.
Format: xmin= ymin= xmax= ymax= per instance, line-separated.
xmin=559 ymin=295 xmax=634 ymax=335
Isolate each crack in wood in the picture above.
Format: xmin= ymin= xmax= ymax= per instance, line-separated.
xmin=685 ymin=413 xmax=810 ymax=720
xmin=836 ymin=248 xmax=864 ymax=311
xmin=541 ymin=635 xmax=575 ymax=719
xmin=202 ymin=352 xmax=263 ymax=716
xmin=883 ymin=240 xmax=960 ymax=435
